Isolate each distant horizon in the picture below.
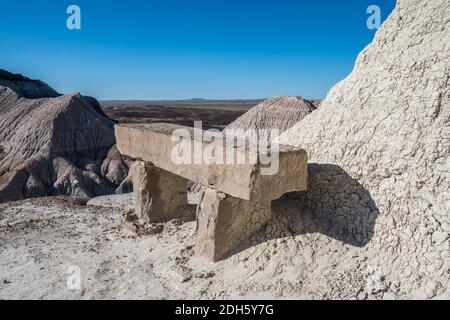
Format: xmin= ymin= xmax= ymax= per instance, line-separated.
xmin=3 ymin=66 xmax=323 ymax=100
xmin=0 ymin=0 xmax=396 ymax=100
xmin=99 ymin=98 xmax=266 ymax=102
xmin=98 ymin=97 xmax=319 ymax=102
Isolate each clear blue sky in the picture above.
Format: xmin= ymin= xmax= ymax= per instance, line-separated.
xmin=0 ymin=0 xmax=396 ymax=100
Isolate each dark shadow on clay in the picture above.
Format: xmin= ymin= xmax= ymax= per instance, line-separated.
xmin=225 ymin=163 xmax=379 ymax=259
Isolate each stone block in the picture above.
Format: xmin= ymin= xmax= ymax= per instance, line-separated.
xmin=132 ymin=161 xmax=188 ymax=223
xmin=195 ymin=186 xmax=272 ymax=261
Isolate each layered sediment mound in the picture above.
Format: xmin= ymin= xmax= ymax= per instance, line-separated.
xmin=0 ymin=72 xmax=131 ymax=202
xmin=225 ymin=95 xmax=316 ymax=137
xmin=101 ymin=145 xmax=134 ymax=194
xmin=278 ymin=0 xmax=450 ymax=298
xmin=0 ymin=69 xmax=59 ymax=99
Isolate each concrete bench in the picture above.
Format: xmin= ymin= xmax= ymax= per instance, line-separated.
xmin=115 ymin=123 xmax=308 ymax=261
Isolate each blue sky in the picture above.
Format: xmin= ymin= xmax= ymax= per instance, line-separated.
xmin=0 ymin=0 xmax=396 ymax=100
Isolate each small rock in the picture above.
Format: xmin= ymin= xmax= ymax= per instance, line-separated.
xmin=122 ymin=221 xmax=139 ymax=235
xmin=120 ymin=212 xmax=129 ymax=224
xmin=143 ymin=224 xmax=163 ymax=235
xmin=175 ymin=266 xmax=193 ymax=283
xmin=171 ymin=219 xmax=184 ymax=226
xmin=425 ymin=281 xmax=442 ymax=299
xmin=195 ymin=271 xmax=215 ymax=279
xmin=357 ymin=291 xmax=367 ymax=300
xmin=175 ymin=246 xmax=194 ymax=264
xmin=432 ymin=231 xmax=449 ymax=245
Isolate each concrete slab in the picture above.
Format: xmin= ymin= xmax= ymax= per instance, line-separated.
xmin=115 ymin=123 xmax=308 ymax=201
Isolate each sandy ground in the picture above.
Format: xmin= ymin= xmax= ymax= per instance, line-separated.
xmin=0 ymin=195 xmax=389 ymax=300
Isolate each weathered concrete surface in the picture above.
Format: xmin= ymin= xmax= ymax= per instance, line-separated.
xmin=132 ymin=161 xmax=188 ymax=223
xmin=115 ymin=123 xmax=308 ymax=202
xmin=195 ymin=186 xmax=272 ymax=261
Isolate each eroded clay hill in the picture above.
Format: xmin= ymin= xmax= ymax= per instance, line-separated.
xmin=0 ymin=71 xmax=131 ymax=202
xmin=0 ymin=69 xmax=59 ymax=99
xmin=225 ymin=95 xmax=316 ymax=138
xmin=278 ymin=0 xmax=450 ymax=297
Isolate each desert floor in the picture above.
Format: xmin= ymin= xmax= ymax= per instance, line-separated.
xmin=0 ymin=195 xmax=374 ymax=300
xmin=101 ymin=99 xmax=259 ymax=130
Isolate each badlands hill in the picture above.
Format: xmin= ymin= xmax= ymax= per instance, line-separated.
xmin=0 ymin=70 xmax=131 ymax=202
xmin=279 ymin=0 xmax=450 ymax=297
xmin=0 ymin=69 xmax=59 ymax=99
xmin=225 ymin=96 xmax=316 ymax=138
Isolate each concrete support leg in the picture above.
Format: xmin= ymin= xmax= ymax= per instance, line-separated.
xmin=195 ymin=186 xmax=272 ymax=261
xmin=132 ymin=161 xmax=188 ymax=223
